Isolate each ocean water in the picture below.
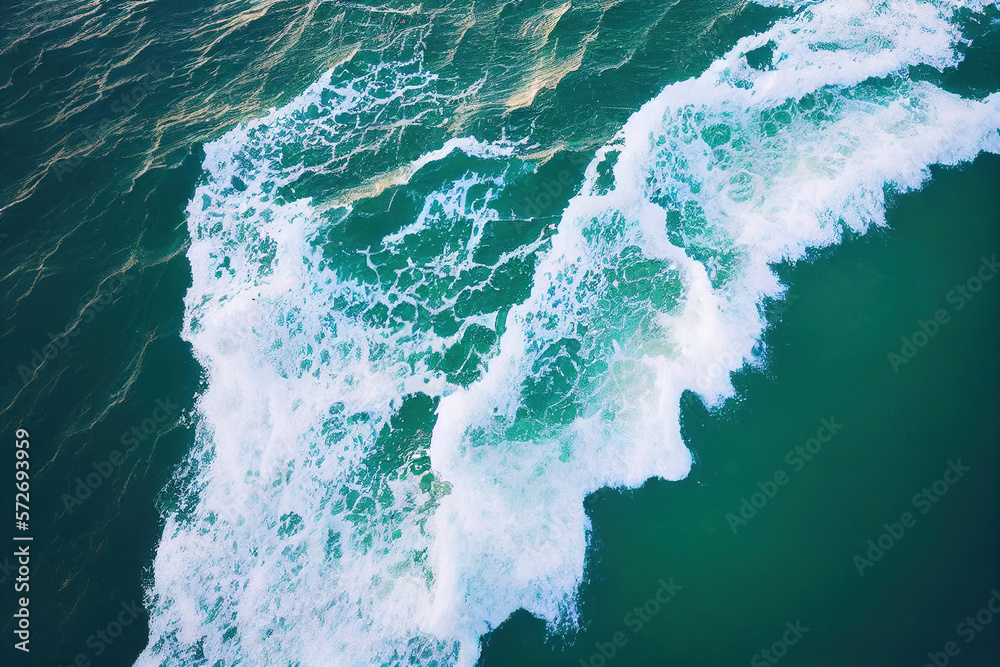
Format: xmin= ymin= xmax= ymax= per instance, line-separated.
xmin=1 ymin=1 xmax=998 ymax=666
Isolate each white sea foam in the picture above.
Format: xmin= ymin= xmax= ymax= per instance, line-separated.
xmin=139 ymin=0 xmax=1000 ymax=665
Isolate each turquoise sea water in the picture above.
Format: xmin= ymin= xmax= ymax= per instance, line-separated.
xmin=1 ymin=1 xmax=998 ymax=666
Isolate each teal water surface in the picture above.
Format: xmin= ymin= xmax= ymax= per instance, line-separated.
xmin=1 ymin=1 xmax=998 ymax=666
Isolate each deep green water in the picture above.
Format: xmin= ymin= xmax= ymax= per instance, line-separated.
xmin=1 ymin=1 xmax=998 ymax=666
xmin=481 ymin=154 xmax=1000 ymax=667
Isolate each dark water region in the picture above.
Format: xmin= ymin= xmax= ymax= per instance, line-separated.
xmin=480 ymin=154 xmax=1000 ymax=667
xmin=1 ymin=0 xmax=998 ymax=666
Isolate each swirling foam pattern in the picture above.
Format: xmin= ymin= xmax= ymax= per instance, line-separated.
xmin=137 ymin=0 xmax=1000 ymax=665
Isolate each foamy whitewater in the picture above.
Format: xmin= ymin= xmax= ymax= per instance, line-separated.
xmin=138 ymin=0 xmax=1000 ymax=664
